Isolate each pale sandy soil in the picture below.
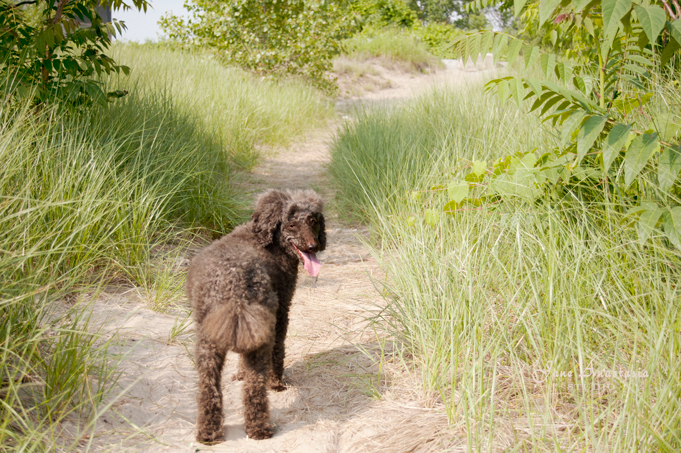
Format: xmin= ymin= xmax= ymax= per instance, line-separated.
xmin=75 ymin=61 xmax=501 ymax=453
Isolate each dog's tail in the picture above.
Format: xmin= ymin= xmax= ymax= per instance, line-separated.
xmin=201 ymin=297 xmax=277 ymax=353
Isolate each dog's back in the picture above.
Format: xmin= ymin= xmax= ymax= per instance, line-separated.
xmin=187 ymin=225 xmax=278 ymax=354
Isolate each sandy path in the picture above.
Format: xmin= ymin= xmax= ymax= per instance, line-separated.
xmin=80 ymin=63 xmax=498 ymax=453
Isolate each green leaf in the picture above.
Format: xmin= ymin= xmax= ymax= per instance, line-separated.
xmin=574 ymin=0 xmax=595 ymax=12
xmin=507 ymin=39 xmax=522 ymax=65
xmin=602 ymin=123 xmax=631 ymax=172
xmin=602 ymin=0 xmax=632 ymax=39
xmin=637 ymin=203 xmax=662 ymax=242
xmin=424 ymin=209 xmax=440 ymax=226
xmin=520 ymin=152 xmax=538 ymax=169
xmin=561 ymin=111 xmax=587 ymax=147
xmin=662 ymin=206 xmax=681 ymax=250
xmin=523 ymin=45 xmax=540 ymax=68
xmin=660 ymin=37 xmax=681 ymax=67
xmin=625 ymin=54 xmax=654 ymax=66
xmin=638 ymin=30 xmax=650 ymax=50
xmin=624 ymin=132 xmax=659 ymax=187
xmin=496 ymin=79 xmax=510 ymax=102
xmin=634 ymin=5 xmax=666 ymax=44
xmin=480 ymin=32 xmax=494 ymax=56
xmin=509 ymin=77 xmax=525 ymax=108
xmin=655 ymin=113 xmax=681 ymax=142
xmin=584 ymin=17 xmax=595 ymax=37
xmin=667 ymin=19 xmax=681 ymax=43
xmin=472 ymin=160 xmax=487 ymax=177
xmin=554 ymin=62 xmax=572 ymax=83
xmin=659 ymin=145 xmax=681 ymax=192
xmin=573 ymin=75 xmax=587 ymax=93
xmin=443 ymin=200 xmax=461 ymax=213
xmin=514 ymin=0 xmax=528 ymax=16
xmin=525 ymin=78 xmax=543 ymax=96
xmin=623 ymin=63 xmax=649 ymax=76
xmin=540 ymin=94 xmax=567 ymax=116
xmin=613 ymin=93 xmax=653 ymax=115
xmin=492 ymin=33 xmax=509 ymax=62
xmin=540 ymin=53 xmax=556 ymax=77
xmin=466 ymin=33 xmax=481 ymax=63
xmin=601 ymin=0 xmax=632 ymax=55
xmin=577 ymin=115 xmax=608 ymax=162
xmin=539 ymin=0 xmax=561 ymax=26
xmin=490 ymin=165 xmax=541 ymax=201
xmin=448 ymin=180 xmax=469 ymax=203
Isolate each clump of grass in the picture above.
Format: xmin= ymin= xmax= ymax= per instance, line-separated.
xmin=329 ymin=83 xmax=681 ymax=450
xmin=342 ymin=28 xmax=442 ymax=73
xmin=0 ymin=292 xmax=121 ymax=450
xmin=1 ymin=43 xmax=333 ymax=450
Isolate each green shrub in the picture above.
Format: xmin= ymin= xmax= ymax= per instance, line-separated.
xmin=414 ymin=23 xmax=463 ymax=58
xmin=160 ymin=0 xmax=357 ymax=91
xmin=351 ymin=0 xmax=419 ymax=28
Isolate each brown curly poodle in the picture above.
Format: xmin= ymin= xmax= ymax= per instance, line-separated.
xmin=186 ymin=189 xmax=326 ymax=443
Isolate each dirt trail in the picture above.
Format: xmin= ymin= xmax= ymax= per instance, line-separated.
xmin=82 ymin=63 xmax=498 ymax=453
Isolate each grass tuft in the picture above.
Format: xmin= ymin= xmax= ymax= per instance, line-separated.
xmin=341 ymin=28 xmax=442 ymax=73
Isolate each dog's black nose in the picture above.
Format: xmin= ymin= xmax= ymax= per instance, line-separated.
xmin=307 ymin=243 xmax=318 ymax=253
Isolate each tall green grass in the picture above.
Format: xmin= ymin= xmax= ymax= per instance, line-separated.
xmin=330 ymin=84 xmax=681 ymax=450
xmin=110 ymin=44 xmax=333 ymax=160
xmin=1 ymin=44 xmax=332 ymax=450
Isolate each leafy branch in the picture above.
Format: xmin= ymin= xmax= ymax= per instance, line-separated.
xmin=414 ymin=0 xmax=681 ymax=248
xmin=1 ymin=0 xmax=150 ymax=106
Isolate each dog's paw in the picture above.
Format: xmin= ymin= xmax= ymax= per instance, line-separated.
xmin=268 ymin=378 xmax=286 ymax=392
xmin=231 ymin=370 xmax=245 ymax=381
xmin=196 ymin=428 xmax=224 ymax=444
xmin=246 ymin=423 xmax=273 ymax=440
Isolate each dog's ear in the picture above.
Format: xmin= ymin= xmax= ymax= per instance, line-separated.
xmin=252 ymin=190 xmax=289 ymax=246
xmin=317 ymin=213 xmax=326 ymax=252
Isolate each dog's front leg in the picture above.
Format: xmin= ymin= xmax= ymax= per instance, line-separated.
xmin=269 ymin=301 xmax=290 ymax=391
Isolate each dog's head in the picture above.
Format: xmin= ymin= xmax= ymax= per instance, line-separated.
xmin=251 ymin=189 xmax=326 ymax=276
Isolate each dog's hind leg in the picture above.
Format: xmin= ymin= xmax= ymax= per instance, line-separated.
xmin=195 ymin=333 xmax=226 ymax=443
xmin=241 ymin=344 xmax=274 ymax=439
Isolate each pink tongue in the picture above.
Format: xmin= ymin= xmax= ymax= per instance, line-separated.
xmin=300 ymin=251 xmax=321 ymax=277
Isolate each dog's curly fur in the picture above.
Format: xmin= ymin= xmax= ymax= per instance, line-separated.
xmin=186 ymin=189 xmax=326 ymax=443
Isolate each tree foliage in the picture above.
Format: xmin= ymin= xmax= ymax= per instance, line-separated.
xmin=406 ymin=0 xmax=491 ymax=29
xmin=351 ymin=0 xmax=419 ymax=28
xmin=419 ymin=0 xmax=681 ymax=248
xmin=0 ymin=0 xmax=148 ymax=105
xmin=160 ymin=0 xmax=357 ymax=91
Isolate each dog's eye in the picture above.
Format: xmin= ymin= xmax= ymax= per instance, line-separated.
xmin=309 ymin=219 xmax=317 ymax=226
xmin=289 ymin=223 xmax=296 ymax=229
